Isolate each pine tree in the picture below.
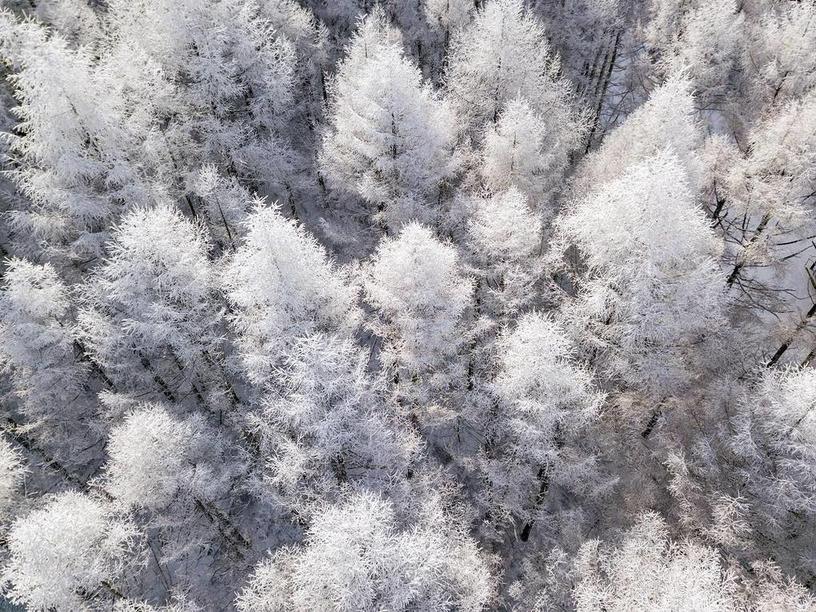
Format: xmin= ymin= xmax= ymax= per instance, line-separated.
xmin=104 ymin=403 xmax=227 ymax=512
xmin=365 ymin=222 xmax=472 ymax=385
xmin=237 ymin=491 xmax=494 ymax=611
xmin=223 ymin=202 xmax=360 ymax=388
xmin=483 ymin=312 xmax=606 ymax=534
xmin=77 ymin=204 xmax=224 ymax=409
xmin=446 ymin=0 xmax=582 ymax=133
xmin=320 ymin=9 xmax=456 ymax=232
xmin=1 ymin=491 xmax=138 ymax=611
xmin=481 ymin=96 xmax=586 ymax=209
xmin=0 ymin=258 xmax=85 ymax=421
xmin=467 ymin=187 xmax=543 ymax=318
xmin=249 ymin=333 xmax=419 ymax=516
xmin=0 ymin=435 xmax=24 ymax=520
xmin=557 ymin=152 xmax=727 ymax=396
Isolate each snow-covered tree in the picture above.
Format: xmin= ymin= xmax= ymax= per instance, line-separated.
xmin=34 ymin=0 xmax=103 ymax=48
xmin=575 ymin=513 xmax=736 ymax=610
xmin=574 ymin=512 xmax=815 ymax=611
xmin=557 ymin=152 xmax=727 ymax=396
xmin=0 ymin=16 xmax=136 ymax=259
xmin=424 ymin=0 xmax=474 ymax=43
xmin=731 ymin=367 xmax=816 ymax=531
xmin=1 ymin=0 xmax=815 ymax=607
xmin=77 ymin=204 xmax=223 ymax=407
xmin=721 ymin=92 xmax=816 ymax=314
xmin=320 ymin=9 xmax=456 ymax=231
xmin=102 ymin=401 xmax=245 ymax=569
xmin=468 ymin=187 xmax=542 ymax=317
xmin=0 ymin=436 xmax=24 ymax=519
xmin=743 ymin=1 xmax=816 ymax=113
xmin=0 ymin=258 xmax=85 ymax=420
xmin=258 ymin=0 xmax=328 ymax=119
xmin=481 ymin=96 xmax=586 ymax=208
xmin=644 ymin=0 xmax=744 ymax=105
xmin=446 ymin=0 xmax=582 ymax=132
xmin=572 ymin=76 xmax=702 ymax=195
xmin=483 ymin=313 xmax=606 ymax=532
xmin=105 ymin=0 xmax=298 ymax=198
xmin=223 ymin=203 xmax=360 ymax=388
xmin=104 ymin=403 xmax=226 ymax=512
xmin=188 ymin=165 xmax=253 ymax=248
xmin=1 ymin=491 xmax=138 ymax=611
xmin=365 ymin=222 xmax=472 ymax=380
xmin=250 ymin=333 xmax=419 ymax=515
xmin=236 ymin=491 xmax=494 ymax=611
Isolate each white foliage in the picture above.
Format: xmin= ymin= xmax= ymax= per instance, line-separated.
xmin=745 ymin=1 xmax=816 ymax=109
xmin=236 ymin=492 xmax=494 ymax=611
xmin=0 ymin=436 xmax=24 ymax=519
xmin=726 ymin=92 xmax=816 ymax=225
xmin=560 ymin=152 xmax=727 ymax=394
xmin=495 ymin=313 xmax=602 ymax=466
xmin=424 ymin=0 xmax=474 ymax=34
xmin=732 ymin=368 xmax=816 ymax=520
xmin=486 ymin=313 xmax=604 ymax=522
xmin=0 ymin=16 xmax=132 ymax=255
xmin=35 ymin=0 xmax=103 ymax=46
xmin=482 ymin=96 xmax=584 ymax=207
xmin=574 ymin=512 xmax=815 ymax=611
xmin=645 ymin=0 xmax=743 ymax=97
xmin=77 ymin=204 xmax=221 ymax=378
xmin=574 ymin=513 xmax=739 ymax=611
xmin=469 ymin=188 xmax=541 ymax=265
xmin=468 ymin=188 xmax=542 ymax=315
xmin=365 ymin=222 xmax=472 ymax=373
xmin=105 ymin=404 xmax=218 ymax=511
xmin=0 ymin=258 xmax=84 ymax=418
xmin=321 ymin=9 xmax=456 ymax=230
xmin=253 ymin=333 xmax=419 ymax=514
xmin=2 ymin=491 xmax=138 ymax=611
xmin=446 ymin=0 xmax=581 ymax=131
xmin=224 ymin=203 xmax=361 ymax=386
xmin=574 ymin=76 xmax=702 ymax=193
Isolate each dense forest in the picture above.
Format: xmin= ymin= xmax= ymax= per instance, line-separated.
xmin=0 ymin=0 xmax=815 ymax=609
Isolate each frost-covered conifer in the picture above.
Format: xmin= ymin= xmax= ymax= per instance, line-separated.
xmin=721 ymin=93 xmax=816 ymax=312
xmin=468 ymin=188 xmax=542 ymax=317
xmin=484 ymin=313 xmax=606 ymax=530
xmin=644 ymin=0 xmax=743 ymax=103
xmin=558 ymin=152 xmax=727 ymax=395
xmin=251 ymin=333 xmax=419 ymax=515
xmin=78 ymin=204 xmax=223 ymax=405
xmin=0 ymin=259 xmax=85 ymax=420
xmin=223 ymin=203 xmax=360 ymax=387
xmin=731 ymin=368 xmax=816 ymax=529
xmin=365 ymin=222 xmax=472 ymax=378
xmin=34 ymin=0 xmax=103 ymax=47
xmin=481 ymin=97 xmax=585 ymax=209
xmin=743 ymin=1 xmax=816 ymax=112
xmin=0 ymin=16 xmax=134 ymax=259
xmin=1 ymin=0 xmax=816 ymax=607
xmin=574 ymin=512 xmax=815 ymax=611
xmin=424 ymin=0 xmax=474 ymax=40
xmin=105 ymin=0 xmax=298 ymax=197
xmin=446 ymin=0 xmax=581 ymax=132
xmin=237 ymin=492 xmax=494 ymax=611
xmin=104 ymin=403 xmax=225 ymax=512
xmin=572 ymin=77 xmax=702 ymax=194
xmin=320 ymin=9 xmax=456 ymax=231
xmin=0 ymin=436 xmax=24 ymax=519
xmin=1 ymin=491 xmax=138 ymax=611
